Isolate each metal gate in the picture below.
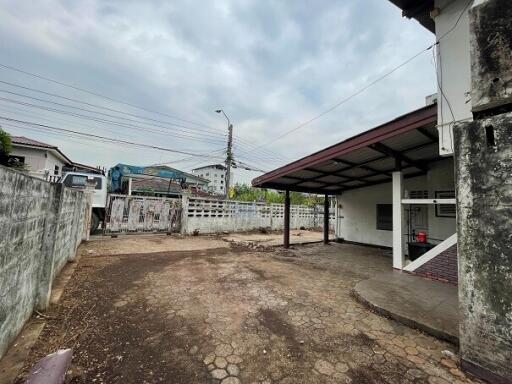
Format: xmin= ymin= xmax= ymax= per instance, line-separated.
xmin=104 ymin=194 xmax=182 ymax=234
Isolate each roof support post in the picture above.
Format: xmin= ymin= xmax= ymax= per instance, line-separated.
xmin=392 ymin=171 xmax=405 ymax=270
xmin=284 ymin=190 xmax=290 ymax=249
xmin=323 ymin=194 xmax=329 ymax=244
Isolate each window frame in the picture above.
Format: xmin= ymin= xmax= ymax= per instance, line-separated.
xmin=435 ymin=190 xmax=456 ymax=218
xmin=376 ymin=203 xmax=393 ymax=231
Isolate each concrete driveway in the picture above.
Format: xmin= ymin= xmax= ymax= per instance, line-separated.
xmin=15 ymin=235 xmax=478 ymax=384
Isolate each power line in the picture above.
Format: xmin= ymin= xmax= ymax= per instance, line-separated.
xmin=244 ymin=45 xmax=435 ymax=153
xmin=0 ymin=80 xmax=230 ymax=138
xmin=246 ymin=3 xmax=473 ymax=152
xmin=0 ymin=95 xmax=282 ymax=169
xmin=152 ymin=149 xmax=227 ymax=166
xmin=233 ymin=159 xmax=267 ymax=173
xmin=0 ymin=97 xmax=228 ymax=145
xmin=0 ymin=115 xmax=228 ymax=158
xmin=0 ymin=94 xmax=284 ymax=166
xmin=0 ymin=74 xmax=284 ymax=159
xmin=0 ymin=62 xmax=215 ymax=130
xmin=0 ymin=89 xmax=228 ymax=142
xmin=0 ymin=94 xmax=281 ymax=165
xmin=0 ymin=94 xmax=282 ymax=166
xmin=437 ymin=0 xmax=473 ymax=41
xmin=0 ymin=68 xmax=288 ymax=162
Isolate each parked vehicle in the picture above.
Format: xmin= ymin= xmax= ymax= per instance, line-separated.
xmin=59 ymin=164 xmax=188 ymax=233
xmin=60 ymin=172 xmax=108 ymax=233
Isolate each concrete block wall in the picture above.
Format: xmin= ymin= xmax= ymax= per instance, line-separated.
xmin=0 ymin=166 xmax=86 ymax=359
xmin=183 ymin=197 xmax=334 ymax=235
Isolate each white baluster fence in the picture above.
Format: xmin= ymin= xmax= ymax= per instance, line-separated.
xmin=182 ymin=196 xmax=334 ymax=235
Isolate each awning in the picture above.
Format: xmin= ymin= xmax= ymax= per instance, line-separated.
xmin=252 ymin=104 xmax=440 ymax=195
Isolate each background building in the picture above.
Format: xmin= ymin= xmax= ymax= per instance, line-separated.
xmin=9 ymin=136 xmax=72 ymax=181
xmin=192 ymin=164 xmax=231 ymax=195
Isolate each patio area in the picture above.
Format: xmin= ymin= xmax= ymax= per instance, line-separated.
xmin=354 ymin=271 xmax=459 ymax=344
xmin=7 ymin=235 xmax=476 ymax=384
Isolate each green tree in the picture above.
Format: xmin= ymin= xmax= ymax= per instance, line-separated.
xmin=231 ymin=183 xmax=322 ymax=207
xmin=0 ymin=128 xmax=12 ymax=166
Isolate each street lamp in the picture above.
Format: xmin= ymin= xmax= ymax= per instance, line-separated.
xmin=215 ymin=109 xmax=233 ymax=199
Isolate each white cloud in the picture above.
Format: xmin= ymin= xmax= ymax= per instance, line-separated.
xmin=0 ymin=0 xmax=436 ymax=184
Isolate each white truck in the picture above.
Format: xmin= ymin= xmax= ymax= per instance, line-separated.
xmin=59 ymin=164 xmax=188 ymax=233
xmin=60 ymin=172 xmax=108 ymax=233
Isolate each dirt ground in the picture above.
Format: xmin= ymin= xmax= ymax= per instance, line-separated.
xmin=14 ymin=235 xmax=480 ymax=384
xmin=222 ymin=229 xmax=329 ymax=247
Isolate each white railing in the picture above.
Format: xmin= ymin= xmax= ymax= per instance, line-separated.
xmin=404 ymin=233 xmax=458 ymax=272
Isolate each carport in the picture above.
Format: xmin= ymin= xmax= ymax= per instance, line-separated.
xmin=252 ymin=104 xmax=454 ymax=269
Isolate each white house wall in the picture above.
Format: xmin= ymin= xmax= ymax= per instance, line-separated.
xmin=10 ymin=146 xmax=67 ymax=179
xmin=44 ymin=151 xmax=66 ymax=177
xmin=335 ymin=159 xmax=456 ymax=249
xmin=434 ymin=0 xmax=474 ymax=156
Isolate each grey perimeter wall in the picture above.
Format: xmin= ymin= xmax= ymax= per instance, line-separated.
xmin=454 ymin=113 xmax=512 ymax=382
xmin=0 ymin=165 xmax=87 ymax=359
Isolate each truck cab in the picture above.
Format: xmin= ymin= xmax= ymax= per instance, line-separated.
xmin=60 ymin=172 xmax=108 ymax=232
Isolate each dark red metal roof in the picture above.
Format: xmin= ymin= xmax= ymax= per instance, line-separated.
xmin=252 ymin=104 xmax=439 ymax=195
xmin=11 ymin=136 xmax=56 ymax=148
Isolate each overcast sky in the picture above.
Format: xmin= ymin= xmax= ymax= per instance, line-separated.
xmin=0 ymin=0 xmax=436 ymax=184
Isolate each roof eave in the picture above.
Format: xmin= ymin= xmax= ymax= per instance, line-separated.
xmin=252 ymin=104 xmax=436 ymax=189
xmin=387 ymin=0 xmax=435 ymax=33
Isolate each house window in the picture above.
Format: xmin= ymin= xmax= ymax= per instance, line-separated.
xmin=220 ymin=180 xmax=223 ymax=184
xmin=54 ymin=165 xmax=60 ymax=175
xmin=7 ymin=155 xmax=24 ymax=167
xmin=64 ymin=175 xmax=87 ymax=188
xmin=376 ymin=204 xmax=392 ymax=231
xmin=435 ymin=191 xmax=456 ymax=218
xmin=63 ymin=175 xmax=102 ymax=190
xmin=206 ymin=173 xmax=209 ymax=176
xmin=409 ymin=190 xmax=429 ymax=199
xmin=93 ymin=177 xmax=103 ymax=190
xmin=221 ymin=174 xmax=224 ymax=178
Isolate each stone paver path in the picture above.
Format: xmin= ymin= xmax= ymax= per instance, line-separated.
xmin=17 ymin=238 xmax=482 ymax=384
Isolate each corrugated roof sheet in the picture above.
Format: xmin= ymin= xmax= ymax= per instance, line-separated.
xmin=11 ymin=136 xmax=56 ymax=148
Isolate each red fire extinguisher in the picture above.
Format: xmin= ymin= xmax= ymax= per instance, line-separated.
xmin=416 ymin=231 xmax=428 ymax=243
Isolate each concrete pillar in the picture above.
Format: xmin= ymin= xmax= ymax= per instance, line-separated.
xmin=283 ymin=190 xmax=290 ymax=248
xmin=37 ymin=183 xmax=63 ymax=310
xmin=455 ymin=115 xmax=512 ymax=383
xmin=323 ymin=194 xmax=329 ymax=244
xmin=180 ymin=194 xmax=189 ymax=235
xmin=456 ymin=2 xmax=512 ymax=382
xmin=81 ymin=179 xmax=96 ymax=242
xmin=392 ymin=171 xmax=404 ymax=270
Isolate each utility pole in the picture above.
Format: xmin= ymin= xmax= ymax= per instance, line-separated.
xmin=225 ymin=122 xmax=233 ymax=199
xmin=216 ymin=109 xmax=233 ymax=199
